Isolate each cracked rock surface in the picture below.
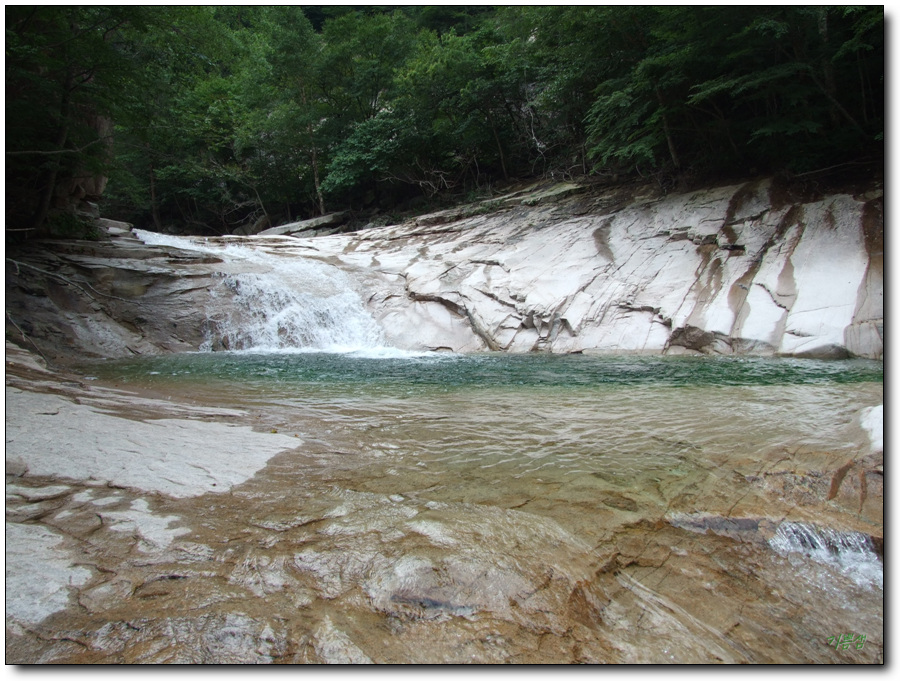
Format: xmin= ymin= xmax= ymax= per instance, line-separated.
xmin=5 ymin=178 xmax=883 ymax=362
xmin=4 ymin=177 xmax=883 ymax=664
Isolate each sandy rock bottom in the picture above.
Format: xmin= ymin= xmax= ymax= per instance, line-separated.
xmin=5 ymin=347 xmax=883 ymax=664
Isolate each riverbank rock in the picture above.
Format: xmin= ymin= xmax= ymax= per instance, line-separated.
xmin=314 ymin=178 xmax=883 ymax=358
xmin=4 ymin=177 xmax=883 ymax=361
xmin=5 ymin=229 xmax=227 ymax=361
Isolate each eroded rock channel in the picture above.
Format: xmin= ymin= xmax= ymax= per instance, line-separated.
xmin=5 ymin=179 xmax=883 ymax=663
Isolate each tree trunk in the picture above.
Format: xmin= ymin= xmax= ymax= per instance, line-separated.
xmin=857 ymin=53 xmax=866 ymax=124
xmin=300 ymin=85 xmax=326 ymax=216
xmin=148 ymin=149 xmax=163 ymax=232
xmin=817 ymin=9 xmax=841 ymax=127
xmin=655 ymin=86 xmax=681 ymax=170
xmin=486 ymin=109 xmax=508 ymax=181
xmin=310 ymin=143 xmax=325 ymax=216
xmin=246 ymin=184 xmax=270 ymax=229
xmin=31 ymin=75 xmax=73 ymax=232
xmin=809 ymin=70 xmax=865 ymax=133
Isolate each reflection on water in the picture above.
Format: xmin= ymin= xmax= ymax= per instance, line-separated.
xmin=20 ymin=353 xmax=882 ymax=663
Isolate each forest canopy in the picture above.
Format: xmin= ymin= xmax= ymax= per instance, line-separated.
xmin=5 ymin=5 xmax=884 ymax=238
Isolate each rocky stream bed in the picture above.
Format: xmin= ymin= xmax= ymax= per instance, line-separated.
xmin=5 ymin=179 xmax=884 ymax=664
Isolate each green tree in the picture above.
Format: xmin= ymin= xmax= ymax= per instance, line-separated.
xmin=109 ymin=7 xmax=279 ymax=233
xmin=328 ymin=24 xmax=531 ymax=200
xmin=250 ymin=6 xmax=330 ymax=217
xmin=496 ymin=6 xmax=623 ymax=176
xmin=685 ymin=6 xmax=883 ymax=172
xmin=13 ymin=6 xmax=880 ymax=238
xmin=313 ymin=11 xmax=424 ymax=203
xmin=583 ymin=6 xmax=884 ymax=180
xmin=6 ymin=6 xmax=154 ymax=236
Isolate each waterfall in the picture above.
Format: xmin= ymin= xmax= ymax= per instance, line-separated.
xmin=768 ymin=521 xmax=882 ymax=589
xmin=136 ymin=231 xmax=385 ymax=353
xmin=208 ymin=263 xmax=384 ymax=352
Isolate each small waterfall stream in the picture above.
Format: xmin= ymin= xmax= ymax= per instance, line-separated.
xmin=136 ymin=231 xmax=385 ymax=353
xmin=768 ymin=522 xmax=883 ymax=589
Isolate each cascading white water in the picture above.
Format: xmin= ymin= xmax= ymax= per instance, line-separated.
xmin=209 ymin=264 xmax=384 ymax=352
xmin=768 ymin=521 xmax=883 ymax=588
xmin=136 ymin=231 xmax=385 ymax=352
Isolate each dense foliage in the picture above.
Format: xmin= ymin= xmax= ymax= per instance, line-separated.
xmin=6 ymin=5 xmax=883 ymax=237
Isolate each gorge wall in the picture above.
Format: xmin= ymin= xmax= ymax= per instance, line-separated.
xmin=5 ymin=177 xmax=884 ymax=362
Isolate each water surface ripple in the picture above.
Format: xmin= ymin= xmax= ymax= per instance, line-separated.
xmin=28 ymin=352 xmax=882 ymax=663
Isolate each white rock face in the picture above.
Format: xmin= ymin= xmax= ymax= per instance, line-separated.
xmin=860 ymin=405 xmax=883 ymax=454
xmin=8 ymin=178 xmax=881 ymax=361
xmin=5 ymin=522 xmax=93 ymax=626
xmin=5 ymin=387 xmax=301 ymax=498
xmin=288 ymin=179 xmax=883 ymax=358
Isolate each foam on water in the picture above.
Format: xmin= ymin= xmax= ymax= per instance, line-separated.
xmin=345 ymin=346 xmax=452 ymax=360
xmin=768 ymin=521 xmax=883 ymax=589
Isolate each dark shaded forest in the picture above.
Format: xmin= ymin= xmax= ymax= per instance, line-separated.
xmin=6 ymin=5 xmax=884 ymax=239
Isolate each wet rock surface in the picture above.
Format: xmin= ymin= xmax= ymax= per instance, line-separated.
xmin=5 ymin=347 xmax=883 ymax=664
xmin=5 ymin=234 xmax=226 ymax=361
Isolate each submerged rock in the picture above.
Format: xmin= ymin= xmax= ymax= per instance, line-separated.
xmin=3 ymin=346 xmax=882 ymax=664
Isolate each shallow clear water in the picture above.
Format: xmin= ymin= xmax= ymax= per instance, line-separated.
xmin=54 ymin=351 xmax=883 ymax=663
xmin=82 ymin=351 xmax=884 ymax=389
xmin=79 ymin=352 xmax=883 ymax=473
xmin=77 ymin=351 xmax=883 ymax=483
